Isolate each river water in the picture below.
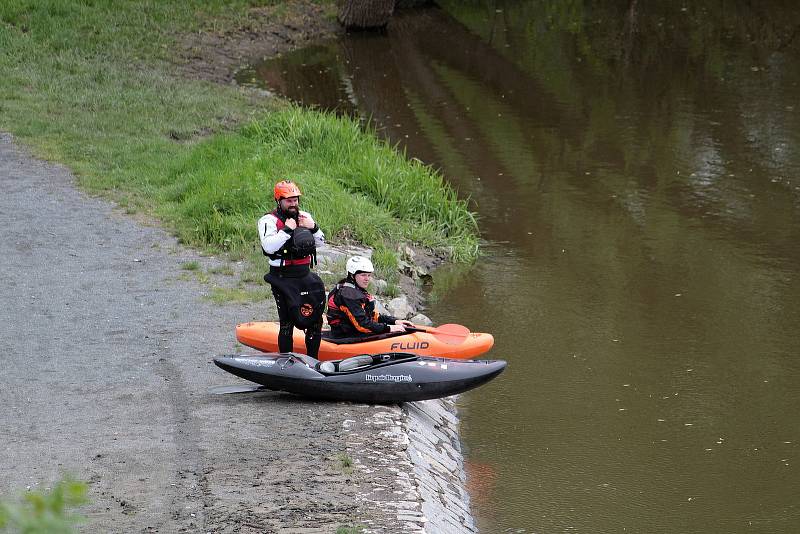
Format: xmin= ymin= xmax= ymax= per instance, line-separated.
xmin=237 ymin=2 xmax=800 ymax=531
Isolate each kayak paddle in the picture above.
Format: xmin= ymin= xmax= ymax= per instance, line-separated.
xmin=407 ymin=323 xmax=471 ymax=345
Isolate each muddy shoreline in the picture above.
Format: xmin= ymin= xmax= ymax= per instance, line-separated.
xmin=176 ymin=1 xmax=342 ymax=86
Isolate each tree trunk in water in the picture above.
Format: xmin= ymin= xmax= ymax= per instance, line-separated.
xmin=338 ymin=0 xmax=395 ymax=30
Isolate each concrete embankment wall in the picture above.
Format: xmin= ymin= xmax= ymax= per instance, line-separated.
xmin=344 ymin=397 xmax=476 ymax=533
xmin=406 ymin=398 xmax=477 ymax=533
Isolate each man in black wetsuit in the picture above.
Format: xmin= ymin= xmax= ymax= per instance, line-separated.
xmin=258 ymin=180 xmax=325 ymax=357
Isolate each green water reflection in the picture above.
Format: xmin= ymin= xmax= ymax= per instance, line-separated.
xmin=237 ymin=1 xmax=800 ymax=531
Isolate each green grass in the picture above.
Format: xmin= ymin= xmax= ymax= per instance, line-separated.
xmin=162 ymin=108 xmax=479 ymax=261
xmin=381 ymin=281 xmax=400 ymax=298
xmin=0 ymin=476 xmax=88 ymax=533
xmin=0 ymin=0 xmax=266 ymax=208
xmin=335 ymin=452 xmax=354 ymax=475
xmin=0 ymin=0 xmax=479 ymax=285
xmin=205 ymin=286 xmax=272 ymax=304
xmin=208 ymin=265 xmax=235 ymax=276
xmin=337 ymin=452 xmax=353 ymax=469
xmin=180 ymin=261 xmax=201 ymax=271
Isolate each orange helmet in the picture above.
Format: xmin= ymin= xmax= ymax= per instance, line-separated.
xmin=274 ymin=180 xmax=302 ymax=201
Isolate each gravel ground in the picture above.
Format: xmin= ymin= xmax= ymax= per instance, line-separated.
xmin=0 ymin=133 xmax=412 ymax=533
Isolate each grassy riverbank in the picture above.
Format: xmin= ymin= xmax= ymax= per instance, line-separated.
xmin=0 ymin=0 xmax=478 ymax=275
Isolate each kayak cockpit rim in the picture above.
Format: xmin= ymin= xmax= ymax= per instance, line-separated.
xmin=316 ymin=352 xmax=420 ymax=375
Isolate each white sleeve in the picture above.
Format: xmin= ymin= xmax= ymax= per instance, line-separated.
xmin=313 ymin=226 xmax=325 ymax=247
xmin=258 ymin=213 xmax=291 ymax=255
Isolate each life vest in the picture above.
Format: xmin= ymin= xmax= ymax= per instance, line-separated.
xmin=264 ymin=209 xmax=316 ymax=267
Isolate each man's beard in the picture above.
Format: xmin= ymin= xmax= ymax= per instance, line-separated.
xmin=283 ymin=206 xmax=299 ymax=218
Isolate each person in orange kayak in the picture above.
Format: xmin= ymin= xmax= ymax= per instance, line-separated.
xmin=258 ymin=180 xmax=326 ymax=357
xmin=326 ymin=256 xmax=414 ymax=338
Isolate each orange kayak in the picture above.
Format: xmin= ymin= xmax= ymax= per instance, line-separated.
xmin=235 ymin=321 xmax=494 ymax=361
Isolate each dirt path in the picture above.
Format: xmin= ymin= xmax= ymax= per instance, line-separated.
xmin=0 ymin=133 xmax=410 ymax=532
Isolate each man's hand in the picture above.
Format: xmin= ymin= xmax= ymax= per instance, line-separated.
xmin=388 ymin=324 xmax=406 ymax=333
xmin=396 ymin=319 xmax=414 ymax=328
xmin=298 ymin=214 xmax=316 ymax=229
xmin=284 ymin=217 xmax=298 ymax=230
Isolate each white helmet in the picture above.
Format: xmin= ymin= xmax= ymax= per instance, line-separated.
xmin=346 ymin=255 xmax=374 ymax=275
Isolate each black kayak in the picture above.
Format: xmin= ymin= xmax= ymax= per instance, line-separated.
xmin=213 ymin=352 xmax=506 ymax=403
